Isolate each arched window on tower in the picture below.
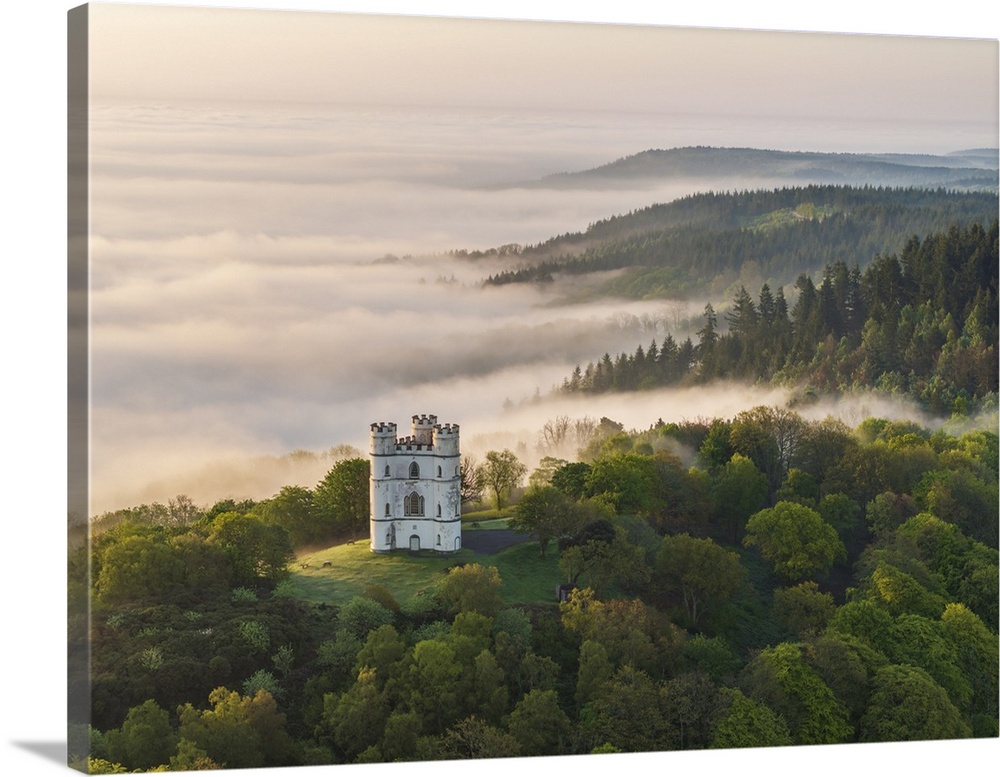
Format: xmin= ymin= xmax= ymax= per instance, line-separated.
xmin=437 ymin=465 xmax=442 ymax=478
xmin=404 ymin=492 xmax=424 ymax=516
xmin=384 ymin=464 xmax=390 ymax=477
xmin=409 ymin=462 xmax=420 ymax=479
xmin=437 ymin=504 xmax=442 ymax=517
xmin=384 ymin=503 xmax=391 ymax=517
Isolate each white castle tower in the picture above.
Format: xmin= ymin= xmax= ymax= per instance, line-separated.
xmin=369 ymin=414 xmax=462 ymax=553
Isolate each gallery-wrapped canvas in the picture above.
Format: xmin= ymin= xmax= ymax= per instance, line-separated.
xmin=67 ymin=2 xmax=999 ymax=775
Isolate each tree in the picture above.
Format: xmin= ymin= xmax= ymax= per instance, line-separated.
xmin=353 ymin=624 xmax=406 ymax=685
xmin=94 ymin=524 xmax=186 ymax=604
xmin=730 ymin=406 xmax=806 ymax=495
xmin=817 ymin=492 xmax=864 ymax=558
xmin=558 ymin=521 xmax=649 ymax=597
xmin=867 ymin=561 xmax=947 ymax=618
xmin=939 ymin=603 xmax=999 ymax=735
xmin=460 ymin=454 xmax=484 ymax=505
xmin=479 ymin=450 xmax=527 ymax=510
xmin=804 ymin=631 xmax=878 ymax=729
xmin=550 ymin=461 xmax=592 ymax=499
xmin=469 ymin=649 xmax=508 ymax=725
xmin=859 ymin=664 xmax=971 ymax=742
xmin=655 ymin=533 xmax=745 ymax=627
xmin=710 ymin=688 xmax=792 ymax=749
xmin=337 ymin=596 xmax=395 ymax=640
xmin=208 ymin=512 xmax=293 ymax=586
xmin=105 ymin=699 xmax=176 ymax=771
xmin=740 ymin=642 xmax=852 ymax=745
xmin=583 ymin=452 xmax=660 ymax=516
xmin=404 ymin=639 xmax=463 ymax=734
xmin=772 ymin=581 xmax=836 ymax=637
xmin=438 ymin=563 xmax=504 ymax=617
xmin=575 ymin=639 xmax=613 ymax=708
xmin=743 ymin=501 xmax=846 ymax=581
xmin=649 ymin=451 xmax=713 ymax=535
xmin=711 ymin=453 xmax=768 ymax=544
xmin=696 ymin=303 xmax=720 ymax=369
xmin=323 ymin=667 xmax=390 ymax=761
xmin=439 ymin=716 xmax=521 ymax=759
xmin=177 ymin=688 xmax=293 ymax=770
xmin=560 ymin=589 xmax=679 ymax=676
xmin=917 ymin=467 xmax=999 ymax=547
xmin=660 ymin=671 xmax=725 ymax=749
xmin=581 ymin=665 xmax=667 ymax=753
xmin=169 ymin=738 xmax=222 ymax=771
xmin=508 ymin=485 xmax=581 ymax=557
xmin=251 ymin=485 xmax=319 ymax=548
xmin=527 ymin=455 xmax=569 ymax=488
xmin=313 ymin=458 xmax=370 ymax=538
xmin=506 ymin=689 xmax=572 ymax=756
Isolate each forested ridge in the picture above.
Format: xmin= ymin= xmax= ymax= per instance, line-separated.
xmin=558 ymin=220 xmax=998 ymax=416
xmin=478 ymin=186 xmax=997 ymax=299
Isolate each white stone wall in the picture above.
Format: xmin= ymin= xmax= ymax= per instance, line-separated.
xmin=369 ymin=417 xmax=461 ymax=553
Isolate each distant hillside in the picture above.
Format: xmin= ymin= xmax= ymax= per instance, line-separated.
xmin=526 ymin=146 xmax=999 ymax=191
xmin=474 ymin=186 xmax=999 ymax=301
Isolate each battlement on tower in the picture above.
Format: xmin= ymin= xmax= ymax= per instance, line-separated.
xmin=395 ymin=435 xmax=430 ymax=451
xmin=370 ymin=415 xmax=459 ymax=455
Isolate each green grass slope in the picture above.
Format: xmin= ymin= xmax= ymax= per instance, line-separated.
xmin=284 ymin=537 xmax=562 ymax=608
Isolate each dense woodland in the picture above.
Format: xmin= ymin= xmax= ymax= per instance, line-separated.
xmin=558 ymin=220 xmax=998 ymax=415
xmin=69 ymin=183 xmax=999 ymax=772
xmin=70 ymin=404 xmax=998 ymax=770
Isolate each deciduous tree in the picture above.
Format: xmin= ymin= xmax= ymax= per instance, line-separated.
xmin=479 ymin=450 xmax=527 ymax=510
xmin=743 ymin=501 xmax=846 ymax=581
xmin=438 ymin=564 xmax=504 ymax=617
xmin=508 ymin=485 xmax=581 ymax=557
xmin=859 ymin=664 xmax=971 ymax=742
xmin=506 ymin=689 xmax=572 ymax=756
xmin=655 ymin=533 xmax=745 ymax=627
xmin=313 ymin=458 xmax=371 ymax=539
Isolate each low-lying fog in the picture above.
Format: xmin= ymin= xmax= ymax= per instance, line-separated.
xmin=84 ymin=101 xmax=993 ymax=514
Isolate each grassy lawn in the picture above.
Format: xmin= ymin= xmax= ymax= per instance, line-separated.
xmin=284 ymin=536 xmax=561 ymax=608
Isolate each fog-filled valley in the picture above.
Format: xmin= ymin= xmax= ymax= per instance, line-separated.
xmin=84 ymin=100 xmax=998 ymax=515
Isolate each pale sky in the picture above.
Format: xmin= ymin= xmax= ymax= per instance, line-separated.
xmin=88 ymin=3 xmax=998 ymax=148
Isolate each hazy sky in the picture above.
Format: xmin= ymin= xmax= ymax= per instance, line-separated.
xmin=79 ymin=3 xmax=999 ymax=513
xmin=89 ymin=4 xmax=998 ymax=149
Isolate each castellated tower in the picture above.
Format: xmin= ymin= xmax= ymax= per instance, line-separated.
xmin=369 ymin=414 xmax=462 ymax=553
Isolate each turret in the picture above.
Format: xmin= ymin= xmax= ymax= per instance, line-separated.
xmin=370 ymin=422 xmax=398 ymax=456
xmin=432 ymin=422 xmax=460 ymax=457
xmin=411 ymin=414 xmax=438 ymax=446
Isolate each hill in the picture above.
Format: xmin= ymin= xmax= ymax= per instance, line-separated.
xmin=525 ymin=146 xmax=999 ymax=191
xmin=477 ymin=185 xmax=998 ymax=300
